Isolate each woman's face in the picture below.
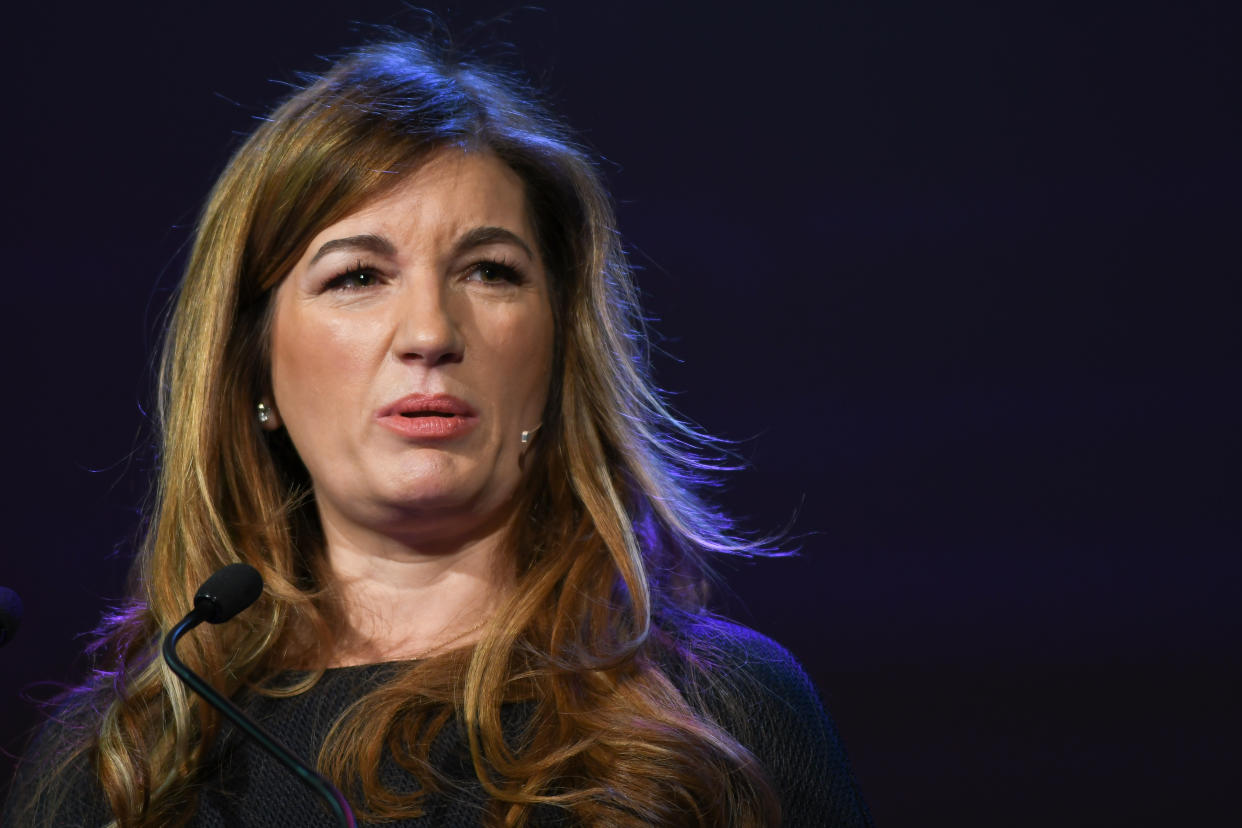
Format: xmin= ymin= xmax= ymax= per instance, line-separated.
xmin=268 ymin=150 xmax=555 ymax=548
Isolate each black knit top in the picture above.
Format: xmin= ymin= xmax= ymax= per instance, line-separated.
xmin=2 ymin=619 xmax=872 ymax=827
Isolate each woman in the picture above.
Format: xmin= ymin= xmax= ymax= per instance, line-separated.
xmin=2 ymin=37 xmax=871 ymax=827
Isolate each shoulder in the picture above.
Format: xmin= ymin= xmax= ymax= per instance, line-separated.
xmin=679 ymin=615 xmax=819 ymax=696
xmin=669 ymin=615 xmax=875 ymax=827
xmin=671 ymin=614 xmax=831 ymax=729
xmin=1 ymin=693 xmax=112 ymax=828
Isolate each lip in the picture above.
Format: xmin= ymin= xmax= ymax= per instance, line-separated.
xmin=375 ymin=393 xmax=479 ymax=440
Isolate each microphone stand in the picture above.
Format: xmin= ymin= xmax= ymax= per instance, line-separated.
xmin=163 ymin=608 xmax=357 ymax=827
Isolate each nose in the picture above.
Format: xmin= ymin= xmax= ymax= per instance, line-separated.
xmin=391 ymin=278 xmax=465 ymax=367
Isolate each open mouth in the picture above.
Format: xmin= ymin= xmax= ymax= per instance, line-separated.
xmin=377 ymin=395 xmax=477 ymax=439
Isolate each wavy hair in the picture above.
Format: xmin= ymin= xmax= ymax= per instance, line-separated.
xmin=19 ymin=37 xmax=779 ymax=827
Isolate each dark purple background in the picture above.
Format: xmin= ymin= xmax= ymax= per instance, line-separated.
xmin=3 ymin=2 xmax=1238 ymax=824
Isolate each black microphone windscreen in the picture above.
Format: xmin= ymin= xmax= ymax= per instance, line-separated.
xmin=0 ymin=586 xmax=23 ymax=646
xmin=194 ymin=564 xmax=263 ymax=624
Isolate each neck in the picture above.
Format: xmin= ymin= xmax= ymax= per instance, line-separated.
xmin=317 ymin=507 xmax=516 ymax=667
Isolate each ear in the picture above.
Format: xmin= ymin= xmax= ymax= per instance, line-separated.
xmin=257 ymin=399 xmax=282 ymax=431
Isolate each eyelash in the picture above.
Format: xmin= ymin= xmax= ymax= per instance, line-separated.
xmin=322 ymin=257 xmax=527 ymax=291
xmin=466 ymin=257 xmax=526 ymax=286
xmin=323 ymin=259 xmax=382 ymax=291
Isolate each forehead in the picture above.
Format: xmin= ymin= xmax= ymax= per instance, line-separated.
xmin=312 ymin=149 xmax=536 ymax=251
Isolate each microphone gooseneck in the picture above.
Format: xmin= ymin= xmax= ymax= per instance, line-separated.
xmin=0 ymin=586 xmax=22 ymax=648
xmin=162 ymin=564 xmax=356 ymax=827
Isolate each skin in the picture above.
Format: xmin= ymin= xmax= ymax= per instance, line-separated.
xmin=266 ymin=150 xmax=555 ymax=665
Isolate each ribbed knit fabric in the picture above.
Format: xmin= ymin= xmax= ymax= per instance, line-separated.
xmin=2 ymin=619 xmax=872 ymax=827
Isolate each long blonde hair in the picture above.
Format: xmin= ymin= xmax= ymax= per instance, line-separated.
xmin=25 ymin=38 xmax=779 ymax=827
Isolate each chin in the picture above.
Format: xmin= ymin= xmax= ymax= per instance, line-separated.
xmin=381 ymin=483 xmax=477 ymax=511
xmin=381 ymin=477 xmax=511 ymax=519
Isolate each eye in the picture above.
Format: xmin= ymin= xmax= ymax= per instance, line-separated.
xmin=466 ymin=259 xmax=525 ymax=285
xmin=323 ymin=261 xmax=382 ymax=291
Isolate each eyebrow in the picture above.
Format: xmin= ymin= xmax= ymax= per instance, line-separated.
xmin=452 ymin=226 xmax=536 ymax=262
xmin=308 ymin=233 xmax=396 ymax=266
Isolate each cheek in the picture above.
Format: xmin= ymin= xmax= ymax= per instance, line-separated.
xmin=490 ymin=309 xmax=554 ymax=417
xmin=271 ymin=308 xmax=379 ymax=416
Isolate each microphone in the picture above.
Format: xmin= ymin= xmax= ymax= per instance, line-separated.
xmin=0 ymin=586 xmax=21 ymax=647
xmin=162 ymin=564 xmax=356 ymax=827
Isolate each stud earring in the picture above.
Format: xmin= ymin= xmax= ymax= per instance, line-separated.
xmin=257 ymin=402 xmax=272 ymax=425
xmin=520 ymin=423 xmax=542 ymax=445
